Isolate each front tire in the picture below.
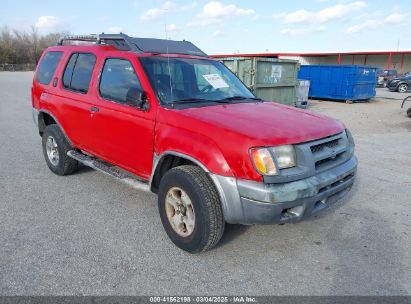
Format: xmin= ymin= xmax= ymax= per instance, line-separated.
xmin=42 ymin=125 xmax=79 ymax=176
xmin=398 ymin=84 xmax=408 ymax=93
xmin=158 ymin=165 xmax=225 ymax=253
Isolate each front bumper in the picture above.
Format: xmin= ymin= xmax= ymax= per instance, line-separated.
xmin=211 ymin=156 xmax=357 ymax=225
xmin=387 ymin=84 xmax=399 ymax=91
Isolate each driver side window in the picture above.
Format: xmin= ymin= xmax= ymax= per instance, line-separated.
xmin=99 ymin=58 xmax=142 ymax=104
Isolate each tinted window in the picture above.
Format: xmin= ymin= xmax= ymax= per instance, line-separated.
xmin=139 ymin=57 xmax=254 ymax=104
xmin=62 ymin=54 xmax=78 ymax=88
xmin=151 ymin=59 xmax=185 ymax=92
xmin=63 ymin=53 xmax=96 ymax=93
xmin=36 ymin=51 xmax=63 ymax=85
xmin=99 ymin=59 xmax=142 ymax=103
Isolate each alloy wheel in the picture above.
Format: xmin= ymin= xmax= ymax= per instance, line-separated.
xmin=46 ymin=136 xmax=59 ymax=166
xmin=165 ymin=187 xmax=196 ymax=237
xmin=398 ymin=84 xmax=408 ymax=93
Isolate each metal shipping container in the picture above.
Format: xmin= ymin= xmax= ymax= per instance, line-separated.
xmin=298 ymin=65 xmax=378 ymax=101
xmin=215 ymin=57 xmax=300 ymax=106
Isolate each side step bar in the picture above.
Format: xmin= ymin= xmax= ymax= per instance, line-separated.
xmin=67 ymin=150 xmax=150 ymax=192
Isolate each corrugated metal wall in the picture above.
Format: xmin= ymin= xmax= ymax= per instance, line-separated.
xmin=279 ymin=54 xmax=411 ymax=73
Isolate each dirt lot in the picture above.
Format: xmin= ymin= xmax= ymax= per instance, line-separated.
xmin=0 ymin=72 xmax=410 ymax=296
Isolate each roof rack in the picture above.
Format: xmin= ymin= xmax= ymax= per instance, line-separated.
xmin=58 ymin=34 xmax=98 ymax=44
xmin=58 ymin=33 xmax=208 ymax=57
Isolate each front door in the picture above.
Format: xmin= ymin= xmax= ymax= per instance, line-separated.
xmin=89 ymin=55 xmax=156 ymax=180
xmin=49 ymin=52 xmax=98 ymax=149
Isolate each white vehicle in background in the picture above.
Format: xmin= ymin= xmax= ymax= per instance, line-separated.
xmin=377 ymin=69 xmax=398 ymax=87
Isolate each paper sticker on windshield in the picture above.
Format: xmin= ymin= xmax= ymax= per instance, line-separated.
xmin=202 ymin=74 xmax=229 ymax=89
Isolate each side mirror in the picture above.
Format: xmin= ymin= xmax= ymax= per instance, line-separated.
xmin=126 ymin=87 xmax=149 ymax=110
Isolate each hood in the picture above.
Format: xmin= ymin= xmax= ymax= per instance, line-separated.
xmin=173 ymin=102 xmax=345 ymax=146
xmin=391 ymin=77 xmax=406 ymax=81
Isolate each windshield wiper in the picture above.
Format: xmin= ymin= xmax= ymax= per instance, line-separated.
xmin=170 ymin=98 xmax=233 ymax=105
xmin=220 ymin=96 xmax=263 ymax=101
xmin=168 ymin=96 xmax=262 ymax=106
xmin=170 ymin=98 xmax=209 ymax=104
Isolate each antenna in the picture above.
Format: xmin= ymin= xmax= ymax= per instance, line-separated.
xmin=163 ymin=7 xmax=173 ymax=100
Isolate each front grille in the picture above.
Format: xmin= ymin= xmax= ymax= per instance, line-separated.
xmin=307 ymin=132 xmax=349 ymax=172
xmin=310 ymin=138 xmax=340 ymax=153
xmin=315 ymin=151 xmax=345 ymax=169
xmin=264 ymin=132 xmax=353 ymax=184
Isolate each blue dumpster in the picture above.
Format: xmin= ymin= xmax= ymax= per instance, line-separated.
xmin=298 ymin=65 xmax=378 ymax=101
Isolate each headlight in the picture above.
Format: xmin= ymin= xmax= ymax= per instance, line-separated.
xmin=250 ymin=145 xmax=296 ymax=176
xmin=272 ymin=145 xmax=296 ymax=169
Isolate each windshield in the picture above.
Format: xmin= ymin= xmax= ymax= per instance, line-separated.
xmin=139 ymin=56 xmax=255 ymax=105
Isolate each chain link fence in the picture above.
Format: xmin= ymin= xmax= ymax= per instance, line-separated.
xmin=0 ymin=64 xmax=36 ymax=71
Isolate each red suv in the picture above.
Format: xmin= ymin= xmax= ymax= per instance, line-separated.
xmin=32 ymin=34 xmax=357 ymax=253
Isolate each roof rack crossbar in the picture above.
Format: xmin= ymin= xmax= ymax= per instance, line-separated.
xmin=58 ymin=35 xmax=98 ymax=45
xmin=58 ymin=33 xmax=142 ymax=52
xmin=97 ymin=34 xmax=142 ymax=52
xmin=57 ymin=33 xmax=208 ymax=57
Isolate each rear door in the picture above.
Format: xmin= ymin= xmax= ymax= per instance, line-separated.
xmin=50 ymin=52 xmax=97 ymax=149
xmin=88 ymin=54 xmax=156 ymax=179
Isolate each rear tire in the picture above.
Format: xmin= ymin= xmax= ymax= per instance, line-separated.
xmin=398 ymin=84 xmax=408 ymax=93
xmin=42 ymin=125 xmax=79 ymax=176
xmin=407 ymin=108 xmax=411 ymax=118
xmin=158 ymin=165 xmax=225 ymax=253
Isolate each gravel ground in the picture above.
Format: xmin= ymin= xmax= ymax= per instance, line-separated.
xmin=0 ymin=72 xmax=410 ymax=296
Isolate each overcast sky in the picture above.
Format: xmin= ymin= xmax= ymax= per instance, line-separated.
xmin=1 ymin=0 xmax=409 ymax=54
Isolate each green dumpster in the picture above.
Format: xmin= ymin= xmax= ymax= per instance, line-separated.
xmin=215 ymin=57 xmax=300 ymax=106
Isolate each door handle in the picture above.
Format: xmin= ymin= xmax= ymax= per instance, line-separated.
xmin=90 ymin=106 xmax=99 ymax=113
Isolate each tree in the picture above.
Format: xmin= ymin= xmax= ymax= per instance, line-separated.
xmin=0 ymin=26 xmax=13 ymax=64
xmin=0 ymin=25 xmax=67 ymax=65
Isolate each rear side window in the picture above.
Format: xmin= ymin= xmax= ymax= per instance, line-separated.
xmin=63 ymin=53 xmax=96 ymax=93
xmin=62 ymin=54 xmax=77 ymax=88
xmin=36 ymin=51 xmax=63 ymax=85
xmin=99 ymin=58 xmax=142 ymax=103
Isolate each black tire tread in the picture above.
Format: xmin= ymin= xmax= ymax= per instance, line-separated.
xmin=161 ymin=165 xmax=225 ymax=253
xmin=42 ymin=125 xmax=78 ymax=175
